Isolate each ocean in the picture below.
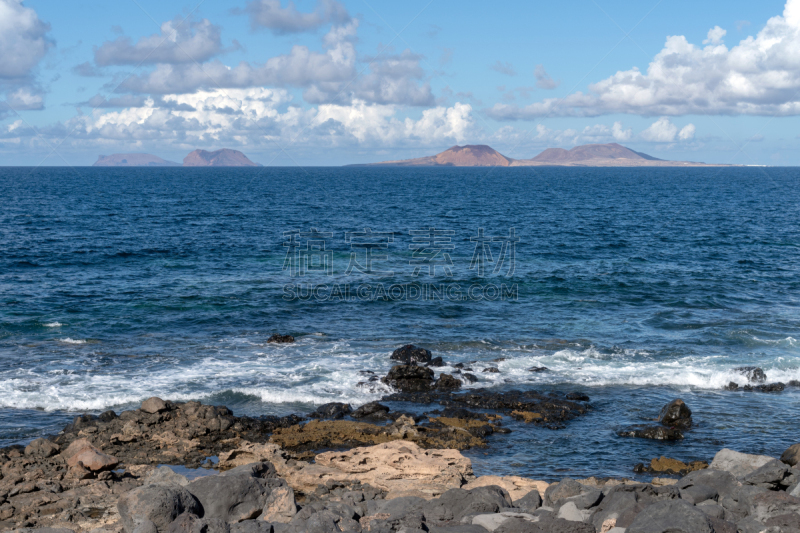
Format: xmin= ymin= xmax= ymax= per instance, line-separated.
xmin=1 ymin=165 xmax=799 ymax=480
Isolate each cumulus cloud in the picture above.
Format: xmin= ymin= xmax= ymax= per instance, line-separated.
xmin=488 ymin=0 xmax=800 ymax=118
xmin=114 ymin=21 xmax=357 ymax=94
xmin=534 ymin=65 xmax=559 ymax=90
xmin=94 ymin=16 xmax=223 ymax=66
xmin=0 ymin=0 xmax=52 ymax=80
xmin=490 ymin=61 xmax=517 ymax=76
xmin=242 ymin=0 xmax=350 ymax=34
xmin=2 ymin=87 xmax=473 ymax=151
xmin=612 ymin=121 xmax=632 ymax=141
xmin=640 ymin=117 xmax=695 ymax=142
xmin=532 ymin=121 xmax=634 ymax=145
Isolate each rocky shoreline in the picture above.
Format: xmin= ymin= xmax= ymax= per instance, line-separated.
xmin=2 ymin=346 xmax=800 ymax=532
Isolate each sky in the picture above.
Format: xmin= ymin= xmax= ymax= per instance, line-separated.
xmin=1 ymin=0 xmax=800 ymax=166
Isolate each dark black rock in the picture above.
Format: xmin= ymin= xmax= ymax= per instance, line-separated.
xmin=482 ymin=367 xmax=500 ymax=373
xmin=627 ymin=499 xmax=733 ymax=533
xmin=381 ymin=365 xmax=434 ymax=392
xmin=658 ymin=399 xmax=692 ymax=429
xmin=734 ymin=366 xmax=767 ymax=383
xmin=742 ymin=382 xmax=785 ymax=392
xmin=742 ymin=459 xmax=789 ymax=488
xmin=461 ymin=373 xmax=478 ymax=384
xmin=434 ymin=373 xmax=462 ymax=391
xmin=454 ymin=363 xmax=464 ymax=369
xmin=514 ymin=489 xmax=543 ymax=512
xmin=351 ymin=402 xmax=390 ymax=419
xmin=390 ymin=344 xmax=432 ymax=365
xmin=267 ymin=334 xmax=294 ymax=343
xmin=423 ymin=485 xmax=511 ymax=523
xmin=527 ymin=367 xmax=549 ymax=373
xmin=98 ymin=410 xmax=117 ymax=423
xmin=617 ymin=425 xmax=684 ymax=440
xmin=544 ymin=479 xmax=585 ymax=507
xmin=724 ymin=382 xmax=739 ymax=391
xmin=428 ymin=357 xmax=445 ymax=367
xmin=565 ymin=392 xmax=589 ymax=402
xmin=310 ymin=402 xmax=352 ymax=420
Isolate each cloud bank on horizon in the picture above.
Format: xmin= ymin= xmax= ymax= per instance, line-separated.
xmin=1 ymin=0 xmax=799 ymax=164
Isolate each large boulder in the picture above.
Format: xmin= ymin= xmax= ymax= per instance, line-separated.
xmin=63 ymin=438 xmax=119 ymax=471
xmin=423 ymin=485 xmax=512 ymax=523
xmin=627 ymin=499 xmax=734 ymax=533
xmin=24 ymin=438 xmax=60 ymax=458
xmin=167 ymin=512 xmax=230 ymax=533
xmin=434 ymin=373 xmax=462 ymax=391
xmin=141 ymin=397 xmax=169 ymax=414
xmin=781 ymin=443 xmax=800 ymax=466
xmin=390 ymin=344 xmax=432 ymax=364
xmin=657 ymin=399 xmax=692 ymax=429
xmin=218 ymin=440 xmax=474 ymax=499
xmin=117 ymin=484 xmax=202 ymax=533
xmin=742 ymin=459 xmax=789 ymax=488
xmin=734 ymin=366 xmax=766 ymax=383
xmin=381 ymin=365 xmax=434 ymax=392
xmin=709 ymin=448 xmax=774 ymax=479
xmin=260 ymin=485 xmax=297 ymax=523
xmin=310 ymin=402 xmax=351 ymax=420
xmin=188 ymin=464 xmax=286 ymax=523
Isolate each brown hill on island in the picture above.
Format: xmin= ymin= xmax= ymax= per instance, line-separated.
xmin=529 ymin=143 xmax=661 ymax=163
xmin=93 ymin=153 xmax=180 ymax=167
xmin=182 ymin=148 xmax=260 ymax=167
xmin=359 ymin=145 xmax=513 ymax=167
xmin=354 ymin=143 xmax=722 ymax=167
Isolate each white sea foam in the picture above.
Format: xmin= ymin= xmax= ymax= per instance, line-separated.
xmin=1 ymin=340 xmax=798 ymax=413
xmin=58 ymin=338 xmax=86 ymax=344
xmin=44 ymin=322 xmax=63 ymax=327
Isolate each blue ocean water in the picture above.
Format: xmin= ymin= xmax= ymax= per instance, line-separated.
xmin=1 ymin=166 xmax=799 ymax=480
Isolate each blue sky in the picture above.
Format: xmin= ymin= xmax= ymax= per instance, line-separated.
xmin=1 ymin=0 xmax=798 ymax=165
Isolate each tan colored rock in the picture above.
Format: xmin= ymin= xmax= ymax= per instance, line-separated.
xmin=219 ymin=440 xmax=475 ymax=499
xmin=651 ymin=477 xmax=679 ymax=486
xmin=141 ymin=397 xmax=168 ymax=414
xmin=510 ymin=411 xmax=542 ymax=423
xmin=64 ymin=438 xmax=119 ymax=471
xmin=649 ymin=456 xmax=707 ymax=474
xmin=463 ymin=475 xmax=549 ymax=501
xmin=600 ymin=518 xmax=617 ymax=533
xmin=261 ymin=485 xmax=297 ymax=523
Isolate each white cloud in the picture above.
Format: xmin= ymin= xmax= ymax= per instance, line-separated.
xmin=612 ymin=121 xmax=632 ymax=141
xmin=534 ymin=65 xmax=559 ymax=90
xmin=640 ymin=117 xmax=695 ymax=142
xmin=242 ymin=0 xmax=350 ymax=35
xmin=94 ymin=16 xmax=224 ymax=66
xmin=0 ymin=0 xmax=52 ymax=79
xmin=703 ymin=26 xmax=727 ymax=45
xmin=488 ymin=0 xmax=800 ymax=118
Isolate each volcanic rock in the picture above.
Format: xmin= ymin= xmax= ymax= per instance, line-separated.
xmin=390 ymin=345 xmax=433 ymax=364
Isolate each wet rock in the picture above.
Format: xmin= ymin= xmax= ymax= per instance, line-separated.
xmin=510 ymin=411 xmax=542 ymax=423
xmin=723 ymin=382 xmax=738 ymax=391
xmin=734 ymin=366 xmax=766 ymax=383
xmin=99 ymin=409 xmax=118 ymax=422
xmin=647 ymin=457 xmax=708 ymax=475
xmin=381 ymin=365 xmax=434 ymax=392
xmin=527 ymin=367 xmax=549 ymax=373
xmin=781 ymin=443 xmax=800 ymax=466
xmin=117 ymin=484 xmax=202 ymax=533
xmin=428 ymin=357 xmax=445 ymax=367
xmin=267 ymin=334 xmax=294 ymax=343
xmin=24 ymin=438 xmax=60 ymax=459
xmin=709 ymin=448 xmax=774 ymax=479
xmin=482 ymin=367 xmax=500 ymax=373
xmin=434 ymin=374 xmax=462 ymax=392
xmin=461 ymin=373 xmax=478 ymax=384
xmin=657 ymin=399 xmax=692 ymax=429
xmin=141 ymin=397 xmax=168 ymax=414
xmin=617 ymin=426 xmax=684 ymax=441
xmin=310 ymin=403 xmax=352 ymax=420
xmin=350 ymin=402 xmax=390 ymax=419
xmin=390 ymin=345 xmax=432 ymax=365
xmin=565 ymin=393 xmax=589 ymax=402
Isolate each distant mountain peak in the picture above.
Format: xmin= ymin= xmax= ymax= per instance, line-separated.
xmin=530 ymin=143 xmax=662 ymax=163
xmin=183 ymin=148 xmax=260 ymax=167
xmin=357 ymin=144 xmax=513 ymax=167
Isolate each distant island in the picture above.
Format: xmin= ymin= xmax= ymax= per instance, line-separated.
xmin=93 ymin=153 xmax=180 ymax=167
xmin=352 ymin=143 xmax=724 ymax=167
xmin=93 ymin=148 xmax=260 ymax=167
